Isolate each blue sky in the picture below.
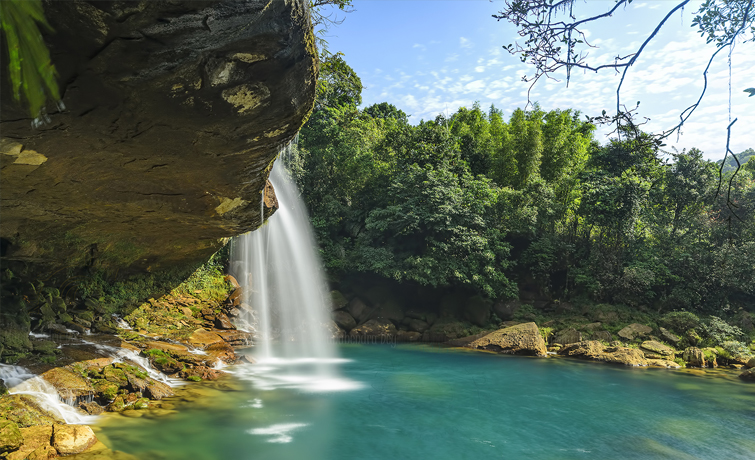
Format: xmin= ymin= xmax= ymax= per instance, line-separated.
xmin=318 ymin=1 xmax=754 ymax=160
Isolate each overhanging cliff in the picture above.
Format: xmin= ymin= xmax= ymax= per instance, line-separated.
xmin=0 ymin=0 xmax=316 ymax=277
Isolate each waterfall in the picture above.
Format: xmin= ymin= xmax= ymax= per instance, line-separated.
xmin=230 ymin=146 xmax=360 ymax=392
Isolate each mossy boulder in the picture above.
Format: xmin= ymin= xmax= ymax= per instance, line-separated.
xmin=0 ymin=395 xmax=60 ymax=427
xmin=330 ymin=291 xmax=348 ymax=311
xmin=640 ymin=340 xmax=675 ymax=359
xmin=350 ymin=319 xmax=397 ymax=337
xmin=53 ymin=424 xmax=97 ymax=456
xmin=40 ymin=367 xmax=94 ymax=400
xmin=102 ymin=366 xmax=129 ymax=386
xmin=617 ymin=323 xmax=652 ymax=341
xmin=0 ymin=420 xmax=22 ymax=453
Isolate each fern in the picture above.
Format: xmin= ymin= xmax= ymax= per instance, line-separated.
xmin=0 ymin=0 xmax=60 ymax=119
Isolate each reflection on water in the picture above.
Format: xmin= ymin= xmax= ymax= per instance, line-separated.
xmin=91 ymin=344 xmax=755 ymax=460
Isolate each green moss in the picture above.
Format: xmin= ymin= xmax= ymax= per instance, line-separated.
xmin=186 ymin=376 xmax=201 ymax=382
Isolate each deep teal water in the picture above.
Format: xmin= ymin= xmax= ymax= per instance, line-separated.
xmin=95 ymin=344 xmax=755 ymax=460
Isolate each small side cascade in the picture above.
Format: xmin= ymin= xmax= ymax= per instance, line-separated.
xmin=0 ymin=363 xmax=95 ymax=425
xmin=230 ymin=144 xmax=361 ymax=392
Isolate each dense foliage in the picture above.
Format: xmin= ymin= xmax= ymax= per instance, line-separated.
xmin=293 ymin=53 xmax=755 ymax=315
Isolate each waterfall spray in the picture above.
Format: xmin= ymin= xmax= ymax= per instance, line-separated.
xmin=230 ymin=143 xmax=359 ymax=391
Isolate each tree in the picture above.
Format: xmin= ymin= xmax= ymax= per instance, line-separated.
xmin=494 ymin=0 xmax=755 ymax=143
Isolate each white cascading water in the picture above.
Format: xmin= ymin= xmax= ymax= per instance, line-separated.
xmin=230 ymin=146 xmax=360 ymax=392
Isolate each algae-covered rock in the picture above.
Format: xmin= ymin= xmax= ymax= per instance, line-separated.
xmin=40 ymin=367 xmax=94 ymax=400
xmin=559 ymin=341 xmax=648 ymax=366
xmin=559 ymin=341 xmax=605 ymax=359
xmin=647 ymin=359 xmax=682 ymax=369
xmin=467 ymin=322 xmax=547 ymax=356
xmin=595 ymin=348 xmax=647 ymax=367
xmin=0 ymin=419 xmax=23 ymax=453
xmin=0 ymin=395 xmax=60 ymax=427
xmin=659 ymin=327 xmax=681 ymax=345
xmin=617 ymin=323 xmax=652 ymax=341
xmin=8 ymin=426 xmax=55 ymax=460
xmin=53 ymin=425 xmax=97 ymax=456
xmin=347 ymin=298 xmax=371 ymax=324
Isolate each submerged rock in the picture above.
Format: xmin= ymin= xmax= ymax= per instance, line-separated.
xmin=467 ymin=322 xmax=547 ymax=356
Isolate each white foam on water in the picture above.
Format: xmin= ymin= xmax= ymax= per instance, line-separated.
xmin=9 ymin=376 xmax=97 ymax=425
xmin=247 ymin=423 xmax=308 ymax=443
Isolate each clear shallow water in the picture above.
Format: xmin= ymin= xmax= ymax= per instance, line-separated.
xmin=93 ymin=344 xmax=755 ymax=460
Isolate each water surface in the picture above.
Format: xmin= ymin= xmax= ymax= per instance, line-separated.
xmin=93 ymin=344 xmax=755 ymax=460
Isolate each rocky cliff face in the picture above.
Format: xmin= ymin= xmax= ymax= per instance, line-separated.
xmin=0 ymin=0 xmax=316 ymax=277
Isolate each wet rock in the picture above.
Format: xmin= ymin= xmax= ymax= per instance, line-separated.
xmin=659 ymin=327 xmax=681 ymax=345
xmin=214 ymin=314 xmax=236 ymax=330
xmin=40 ymin=367 xmax=94 ymax=401
xmin=682 ymin=347 xmax=706 ymax=368
xmin=44 ymin=323 xmax=69 ymax=336
xmin=79 ymin=401 xmax=104 ymax=415
xmin=0 ymin=420 xmax=22 ymax=453
xmin=640 ymin=340 xmax=675 ymax=359
xmin=559 ymin=341 xmax=648 ymax=366
xmin=553 ymin=328 xmax=582 ymax=345
xmin=406 ymin=318 xmax=430 ymax=334
xmin=331 ymin=291 xmax=348 ymax=310
xmin=347 ymin=298 xmax=371 ymax=324
xmin=746 ymin=357 xmax=755 ymax=369
xmin=103 ymin=366 xmax=129 ymax=386
xmin=215 ymin=330 xmax=254 ymax=347
xmin=180 ymin=366 xmax=222 ymax=381
xmin=65 ymin=322 xmax=88 ymax=334
xmin=446 ymin=331 xmax=492 ymax=347
xmin=143 ymin=380 xmax=174 ymax=400
xmin=350 ymin=319 xmax=397 ymax=337
xmin=53 ymin=424 xmax=97 ymax=455
xmin=328 ymin=321 xmax=345 ymax=340
xmin=740 ymin=368 xmax=755 ymax=382
xmin=617 ymin=323 xmax=652 ymax=341
xmin=333 ymin=311 xmax=356 ymax=331
xmin=468 ymin=322 xmax=547 ymax=356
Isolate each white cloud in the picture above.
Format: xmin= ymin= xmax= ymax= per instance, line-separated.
xmin=460 ymin=37 xmax=472 ymax=48
xmin=475 ymin=66 xmax=486 ymax=73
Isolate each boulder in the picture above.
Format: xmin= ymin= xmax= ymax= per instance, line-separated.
xmin=591 ymin=331 xmax=612 ymax=342
xmin=640 ymin=340 xmax=675 ymax=359
xmin=333 ymin=311 xmax=356 ymax=331
xmin=7 ymin=426 xmax=54 ymax=460
xmin=53 ymin=424 xmax=97 ymax=456
xmin=467 ymin=322 xmax=547 ymax=356
xmin=617 ymin=323 xmax=653 ymax=341
xmin=553 ymin=328 xmax=582 ymax=345
xmin=214 ymin=314 xmax=236 ymax=330
xmin=746 ymin=357 xmax=755 ymax=369
xmin=739 ymin=368 xmax=755 ymax=382
xmin=682 ymin=347 xmax=706 ymax=368
xmin=350 ymin=319 xmax=397 ymax=337
xmin=0 ymin=0 xmax=317 ymax=279
xmin=79 ymin=401 xmax=105 ymax=415
xmin=143 ymin=380 xmax=174 ymax=400
xmin=215 ymin=330 xmax=254 ymax=347
xmin=406 ymin=318 xmax=430 ymax=334
xmin=347 ymin=298 xmax=371 ymax=324
xmin=582 ymin=322 xmax=603 ymax=331
xmin=0 ymin=420 xmax=22 ymax=453
xmin=396 ymin=331 xmax=422 ymax=342
xmin=327 ymin=321 xmax=345 ymax=340
xmin=659 ymin=327 xmax=681 ymax=345
xmin=558 ymin=341 xmax=605 ymax=359
xmin=463 ymin=296 xmax=491 ymax=327
xmin=426 ymin=319 xmax=471 ymax=341
xmin=330 ymin=291 xmax=348 ymax=311
xmin=595 ymin=348 xmax=648 ymax=367
xmin=40 ymin=368 xmax=94 ymax=401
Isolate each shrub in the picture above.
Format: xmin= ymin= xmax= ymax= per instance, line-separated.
xmin=661 ymin=311 xmax=701 ymax=334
